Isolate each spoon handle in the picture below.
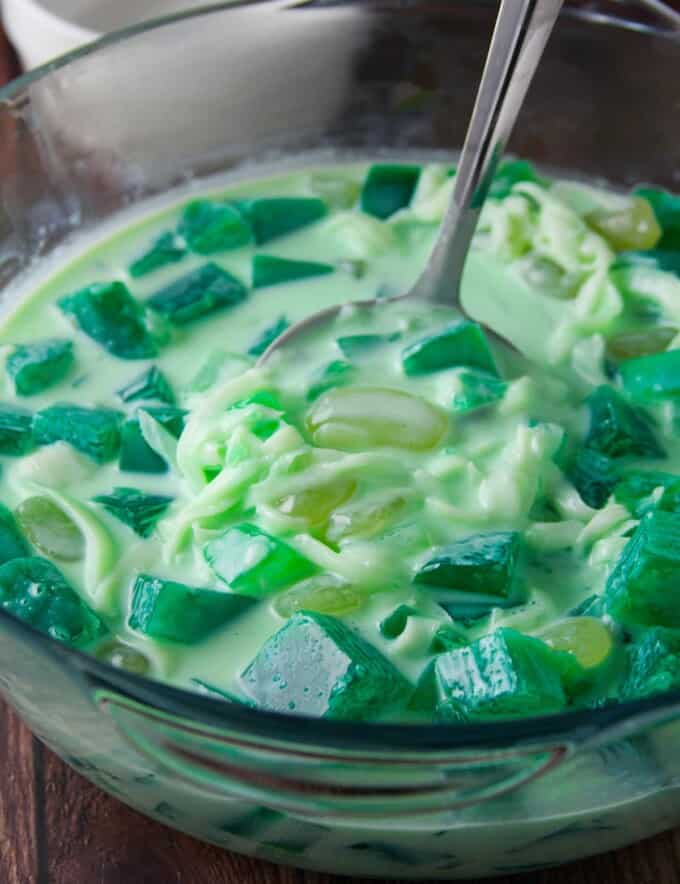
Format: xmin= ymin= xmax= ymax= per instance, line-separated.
xmin=418 ymin=0 xmax=564 ymax=306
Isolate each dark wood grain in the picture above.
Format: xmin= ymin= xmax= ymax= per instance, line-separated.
xmin=2 ymin=9 xmax=680 ymax=884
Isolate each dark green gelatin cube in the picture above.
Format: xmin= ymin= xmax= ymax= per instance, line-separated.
xmin=117 ymin=366 xmax=176 ymax=405
xmin=584 ymin=385 xmax=664 ymax=459
xmin=0 ymin=556 xmax=104 ymax=646
xmin=33 ymin=405 xmax=122 ymax=463
xmin=402 ymin=321 xmax=498 ymax=377
xmin=614 ymin=469 xmax=678 ymax=517
xmin=118 ymin=407 xmax=186 ymax=474
xmin=619 ymin=349 xmax=680 ymax=402
xmin=433 ymin=628 xmax=570 ymax=720
xmin=129 ymin=232 xmax=186 ymax=278
xmin=93 ymin=487 xmax=173 ymax=538
xmin=489 ymin=160 xmax=546 ymax=200
xmin=414 ymin=531 xmax=520 ymax=600
xmin=430 ymin=623 xmax=468 ymax=653
xmin=336 ymin=333 xmax=399 ymax=359
xmin=407 ymin=660 xmax=438 ymax=715
xmin=7 ymin=338 xmax=74 ymax=396
xmin=237 ymin=197 xmax=327 ymax=245
xmin=379 ymin=604 xmax=418 ymax=639
xmin=247 ymin=316 xmax=290 ymax=357
xmin=568 ymin=447 xmax=620 ymax=509
xmin=204 ymin=523 xmax=316 ymax=598
xmin=179 ymin=200 xmax=252 ymax=254
xmin=0 ymin=406 xmax=35 ymax=456
xmin=252 ymin=255 xmax=334 ymax=289
xmin=621 ymin=627 xmax=680 ymax=699
xmin=59 ymin=281 xmax=157 ymax=360
xmin=129 ymin=573 xmax=255 ymax=643
xmin=306 ymin=360 xmax=356 ymax=401
xmin=634 ymin=187 xmax=680 ymax=250
xmin=360 ymin=164 xmax=421 ymax=220
xmin=0 ymin=503 xmax=30 ymax=565
xmin=606 ymin=509 xmax=680 ymax=627
xmin=147 ymin=263 xmax=247 ymax=324
xmin=240 ymin=610 xmax=412 ymax=719
xmin=451 ymin=369 xmax=506 ymax=413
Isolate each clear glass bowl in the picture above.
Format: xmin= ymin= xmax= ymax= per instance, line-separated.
xmin=1 ymin=2 xmax=680 ymax=877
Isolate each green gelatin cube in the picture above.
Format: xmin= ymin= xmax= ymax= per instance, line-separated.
xmin=33 ymin=405 xmax=123 ymax=463
xmin=584 ymin=386 xmax=664 ymax=459
xmin=614 ymin=469 xmax=678 ymax=517
xmin=0 ymin=406 xmax=34 ymax=456
xmin=611 ymin=249 xmax=680 ymax=280
xmin=147 ymin=263 xmax=247 ymax=324
xmin=408 ymin=660 xmax=438 ymax=715
xmin=119 ymin=407 xmax=185 ymax=474
xmin=430 ymin=623 xmax=468 ymax=654
xmin=306 ymin=360 xmax=356 ymax=401
xmin=59 ymin=281 xmax=157 ymax=360
xmin=0 ymin=556 xmax=104 ymax=646
xmin=606 ymin=509 xmax=680 ymax=627
xmin=237 ymin=197 xmax=327 ymax=244
xmin=204 ymin=523 xmax=316 ymax=598
xmin=568 ymin=447 xmax=620 ymax=509
xmin=402 ymin=321 xmax=498 ymax=377
xmin=0 ymin=503 xmax=30 ymax=565
xmin=451 ymin=369 xmax=506 ymax=413
xmin=252 ymin=255 xmax=334 ymax=289
xmin=247 ymin=316 xmax=290 ymax=357
xmin=619 ymin=349 xmax=680 ymax=402
xmin=230 ymin=389 xmax=283 ymax=412
xmin=129 ymin=573 xmax=255 ymax=643
xmin=489 ymin=160 xmax=546 ymax=200
xmin=7 ymin=338 xmax=74 ymax=396
xmin=621 ymin=627 xmax=680 ymax=699
xmin=117 ymin=366 xmax=176 ymax=405
xmin=433 ymin=628 xmax=570 ymax=720
xmin=336 ymin=333 xmax=399 ymax=359
xmin=379 ymin=604 xmax=418 ymax=639
xmin=128 ymin=232 xmax=187 ymax=278
xmin=240 ymin=610 xmax=412 ymax=719
xmin=360 ymin=164 xmax=421 ymax=220
xmin=93 ymin=488 xmax=173 ymax=538
xmin=139 ymin=405 xmax=187 ymax=439
xmin=414 ymin=531 xmax=520 ymax=600
xmin=178 ymin=200 xmax=252 ymax=254
xmin=634 ymin=187 xmax=680 ymax=250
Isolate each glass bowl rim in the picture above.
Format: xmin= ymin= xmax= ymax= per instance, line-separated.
xmin=1 ymin=0 xmax=680 ymax=752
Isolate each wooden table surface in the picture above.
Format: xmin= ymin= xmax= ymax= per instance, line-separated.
xmin=2 ymin=11 xmax=680 ymax=884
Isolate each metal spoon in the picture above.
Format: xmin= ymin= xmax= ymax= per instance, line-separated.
xmin=260 ymin=0 xmax=564 ymax=364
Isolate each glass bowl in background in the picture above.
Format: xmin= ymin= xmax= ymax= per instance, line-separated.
xmin=1 ymin=2 xmax=680 ymax=877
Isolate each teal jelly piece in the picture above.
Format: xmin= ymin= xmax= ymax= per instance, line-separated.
xmin=379 ymin=604 xmax=418 ymax=639
xmin=414 ymin=531 xmax=521 ymax=600
xmin=117 ymin=366 xmax=176 ymax=405
xmin=230 ymin=389 xmax=283 ymax=411
xmin=237 ymin=197 xmax=327 ymax=244
xmin=7 ymin=338 xmax=74 ymax=396
xmin=408 ymin=660 xmax=438 ymax=715
xmin=568 ymin=447 xmax=620 ymax=509
xmin=0 ymin=556 xmax=104 ymax=646
xmin=147 ymin=263 xmax=247 ymax=324
xmin=229 ymin=390 xmax=282 ymax=441
xmin=584 ymin=385 xmax=664 ymax=459
xmin=247 ymin=316 xmax=290 ymax=357
xmin=433 ymin=628 xmax=570 ymax=720
xmin=0 ymin=406 xmax=35 ymax=456
xmin=611 ymin=249 xmax=680 ymax=280
xmin=118 ymin=406 xmax=186 ymax=474
xmin=430 ymin=623 xmax=468 ymax=653
xmin=240 ymin=610 xmax=412 ymax=719
xmin=606 ymin=509 xmax=680 ymax=627
xmin=59 ymin=281 xmax=157 ymax=360
xmin=621 ymin=627 xmax=680 ymax=699
xmin=93 ymin=488 xmax=173 ymax=538
xmin=128 ymin=232 xmax=187 ymax=278
xmin=0 ymin=503 xmax=30 ymax=565
xmin=178 ymin=200 xmax=252 ymax=254
xmin=451 ymin=369 xmax=507 ymax=413
xmin=619 ymin=349 xmax=680 ymax=402
xmin=204 ymin=523 xmax=316 ymax=598
xmin=336 ymin=333 xmax=399 ymax=359
xmin=252 ymin=255 xmax=334 ymax=289
xmin=129 ymin=573 xmax=255 ymax=643
xmin=489 ymin=160 xmax=546 ymax=200
xmin=402 ymin=321 xmax=498 ymax=377
xmin=614 ymin=469 xmax=678 ymax=517
xmin=634 ymin=187 xmax=680 ymax=250
xmin=139 ymin=405 xmax=187 ymax=439
xmin=33 ymin=404 xmax=123 ymax=463
xmin=307 ymin=360 xmax=356 ymax=402
xmin=360 ymin=164 xmax=421 ymax=220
